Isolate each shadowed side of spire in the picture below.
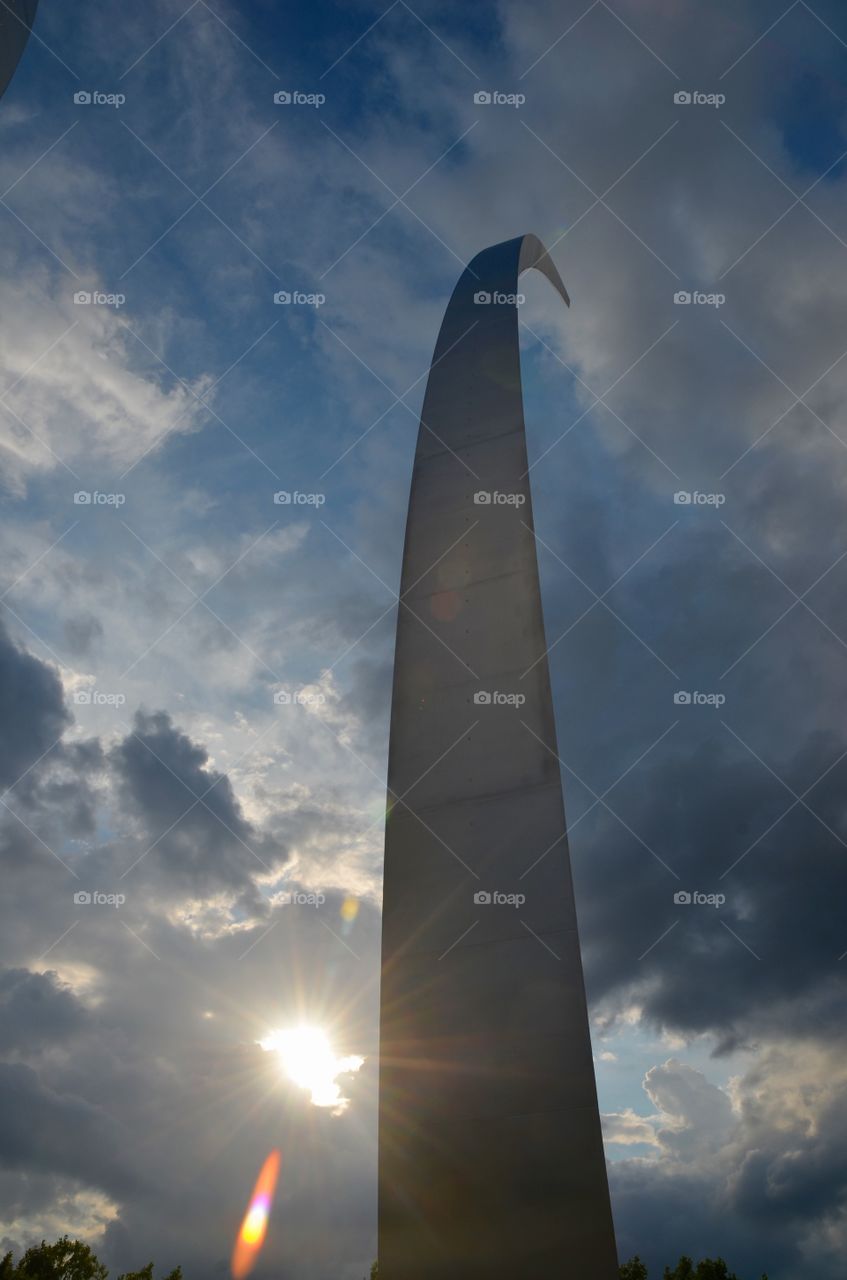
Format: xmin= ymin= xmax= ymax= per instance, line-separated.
xmin=0 ymin=1 xmax=39 ymax=102
xmin=378 ymin=236 xmax=618 ymax=1279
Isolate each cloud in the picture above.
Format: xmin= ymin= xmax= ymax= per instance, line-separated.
xmin=0 ymin=968 xmax=86 ymax=1051
xmin=0 ymin=276 xmax=213 ymax=493
xmin=0 ymin=618 xmax=69 ymax=788
xmin=110 ymin=708 xmax=281 ymax=904
xmin=611 ymin=1048 xmax=847 ymax=1277
xmin=602 ymin=1107 xmax=660 ymax=1147
xmin=0 ymin=1061 xmax=137 ymax=1197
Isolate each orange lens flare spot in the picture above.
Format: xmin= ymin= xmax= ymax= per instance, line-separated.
xmin=241 ymin=1203 xmax=266 ymax=1246
xmin=231 ymin=1149 xmax=281 ymax=1279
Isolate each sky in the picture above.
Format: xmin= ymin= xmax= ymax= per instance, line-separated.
xmin=1 ymin=0 xmax=847 ymax=1276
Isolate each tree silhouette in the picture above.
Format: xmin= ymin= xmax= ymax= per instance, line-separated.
xmin=661 ymin=1259 xmax=769 ymax=1280
xmin=620 ymin=1258 xmax=648 ymax=1280
xmin=370 ymin=1256 xmax=767 ymax=1279
xmin=0 ymin=1240 xmax=180 ymax=1280
xmin=3 ymin=1238 xmax=769 ymax=1279
xmin=116 ymin=1267 xmax=182 ymax=1280
xmin=628 ymin=1258 xmax=768 ymax=1280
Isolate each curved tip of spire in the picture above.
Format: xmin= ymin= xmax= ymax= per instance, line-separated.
xmin=518 ymin=233 xmax=570 ymax=308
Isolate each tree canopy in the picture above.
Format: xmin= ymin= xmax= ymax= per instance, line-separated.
xmin=3 ymin=1238 xmax=768 ymax=1280
xmin=371 ymin=1256 xmax=767 ymax=1279
xmin=0 ymin=1239 xmax=181 ymax=1280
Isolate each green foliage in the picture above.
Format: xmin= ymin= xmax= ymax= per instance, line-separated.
xmin=663 ymin=1260 xmax=739 ymax=1280
xmin=373 ymin=1259 xmax=766 ymax=1280
xmin=4 ymin=1238 xmax=108 ymax=1280
xmin=116 ymin=1267 xmax=182 ymax=1280
xmin=3 ymin=1239 xmax=769 ymax=1280
xmin=0 ymin=1240 xmax=180 ymax=1280
xmin=619 ymin=1257 xmax=767 ymax=1280
xmin=620 ymin=1258 xmax=648 ymax=1280
xmin=663 ymin=1260 xmax=696 ymax=1280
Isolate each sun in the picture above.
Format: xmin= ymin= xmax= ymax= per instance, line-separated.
xmin=259 ymin=1026 xmax=364 ymax=1112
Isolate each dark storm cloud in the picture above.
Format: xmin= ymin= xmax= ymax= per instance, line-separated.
xmin=610 ymin=1157 xmax=803 ymax=1280
xmin=0 ymin=969 xmax=86 ymax=1051
xmin=729 ymin=1061 xmax=847 ymax=1229
xmin=0 ymin=1061 xmax=137 ymax=1198
xmin=0 ymin=619 xmax=69 ymax=789
xmin=555 ymin=671 xmax=847 ymax=1047
xmin=609 ymin=1049 xmax=847 ymax=1277
xmin=110 ymin=710 xmax=283 ymax=903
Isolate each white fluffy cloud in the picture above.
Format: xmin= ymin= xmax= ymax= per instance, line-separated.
xmin=0 ymin=275 xmax=213 ymax=492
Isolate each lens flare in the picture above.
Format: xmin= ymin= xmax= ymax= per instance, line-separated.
xmin=340 ymin=895 xmax=359 ymax=924
xmin=231 ymin=1149 xmax=281 ymax=1279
